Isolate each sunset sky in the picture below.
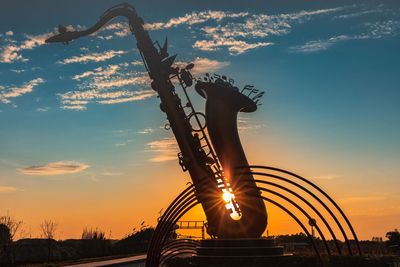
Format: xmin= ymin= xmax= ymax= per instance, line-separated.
xmin=1 ymin=0 xmax=399 ymax=241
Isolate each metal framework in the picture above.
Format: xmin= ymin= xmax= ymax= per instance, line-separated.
xmin=146 ymin=166 xmax=361 ymax=267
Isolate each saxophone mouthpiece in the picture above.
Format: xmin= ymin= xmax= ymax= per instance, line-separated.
xmin=45 ymin=24 xmax=76 ymax=44
xmin=45 ymin=32 xmax=74 ymax=44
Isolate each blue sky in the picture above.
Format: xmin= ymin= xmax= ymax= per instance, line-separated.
xmin=0 ymin=0 xmax=399 ymax=239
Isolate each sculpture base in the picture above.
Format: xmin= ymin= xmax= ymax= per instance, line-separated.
xmin=165 ymin=238 xmax=291 ymax=267
xmin=166 ymin=254 xmax=400 ymax=267
xmin=196 ymin=238 xmax=284 ymax=258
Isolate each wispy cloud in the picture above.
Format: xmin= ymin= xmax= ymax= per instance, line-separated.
xmin=60 ymin=89 xmax=155 ymax=109
xmin=145 ymin=10 xmax=249 ymax=30
xmin=193 ymin=39 xmax=272 ymax=55
xmin=192 ymin=7 xmax=344 ymax=55
xmin=72 ymin=64 xmax=120 ymax=81
xmin=61 ymin=104 xmax=87 ymax=110
xmin=60 ymin=61 xmax=154 ymax=110
xmin=174 ymin=57 xmax=230 ymax=75
xmin=93 ymin=75 xmax=149 ymax=90
xmin=96 ymin=22 xmax=131 ymax=39
xmin=36 ymin=107 xmax=50 ymax=112
xmin=18 ymin=161 xmax=90 ymax=176
xmin=289 ymin=20 xmax=400 ymax=53
xmin=97 ymin=8 xmax=344 ymax=55
xmin=115 ymin=143 xmax=126 ymax=147
xmin=335 ymin=9 xmax=381 ymax=19
xmin=366 ymin=20 xmax=400 ymax=38
xmin=146 ymin=138 xmax=178 ymax=162
xmin=97 ymin=90 xmax=155 ymax=104
xmin=58 ymin=50 xmax=127 ymax=64
xmin=0 ymin=43 xmax=28 ymax=63
xmin=10 ymin=69 xmax=25 ymax=73
xmin=0 ymin=185 xmax=20 ymax=193
xmin=131 ymin=60 xmax=143 ymax=66
xmin=0 ymin=78 xmax=45 ymax=104
xmin=137 ymin=128 xmax=154 ymax=134
xmin=101 ymin=172 xmax=122 ymax=176
xmin=0 ymin=29 xmax=64 ymax=63
xmin=288 ymin=35 xmax=366 ymax=53
xmin=237 ymin=117 xmax=264 ymax=132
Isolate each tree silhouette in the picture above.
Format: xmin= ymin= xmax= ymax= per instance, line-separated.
xmin=40 ymin=220 xmax=58 ymax=261
xmin=386 ymin=229 xmax=400 ymax=246
xmin=0 ymin=215 xmax=22 ymax=241
xmin=40 ymin=220 xmax=58 ymax=239
xmin=80 ymin=227 xmax=110 ymax=258
xmin=0 ymin=224 xmax=12 ymax=266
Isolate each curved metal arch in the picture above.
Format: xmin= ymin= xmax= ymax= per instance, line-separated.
xmin=147 ymin=197 xmax=199 ymax=267
xmin=241 ymin=170 xmax=351 ymax=254
xmin=161 ymin=246 xmax=198 ymax=259
xmin=148 ymin=176 xmax=218 ymax=267
xmin=161 ymin=246 xmax=197 ymax=259
xmin=160 ymin=250 xmax=198 ymax=267
xmin=161 ymin=239 xmax=200 ymax=256
xmin=255 ymin=194 xmax=322 ymax=261
xmin=162 ymin=248 xmax=197 ymax=259
xmin=247 ymin=165 xmax=361 ymax=255
xmin=252 ymin=185 xmax=331 ymax=256
xmin=163 ymin=239 xmax=200 ymax=248
xmin=154 ymin=201 xmax=200 ymax=266
xmin=252 ymin=179 xmax=341 ymax=254
xmin=150 ymin=177 xmax=218 ymax=260
xmin=146 ymin=165 xmax=363 ymax=266
xmin=147 ymin=186 xmax=196 ymax=263
xmin=147 ymin=195 xmax=198 ymax=267
xmin=146 ymin=185 xmax=326 ymax=266
xmin=155 ymin=192 xmax=324 ymax=266
xmin=149 ymin=181 xmax=216 ymax=265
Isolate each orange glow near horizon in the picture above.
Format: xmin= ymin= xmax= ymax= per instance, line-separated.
xmin=1 ymin=117 xmax=399 ymax=242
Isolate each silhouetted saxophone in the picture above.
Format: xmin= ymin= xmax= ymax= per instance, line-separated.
xmin=46 ymin=3 xmax=267 ymax=238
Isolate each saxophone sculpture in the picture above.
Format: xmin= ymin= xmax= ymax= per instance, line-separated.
xmin=46 ymin=3 xmax=267 ymax=238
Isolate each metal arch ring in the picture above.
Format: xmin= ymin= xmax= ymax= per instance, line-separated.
xmin=187 ymin=112 xmax=207 ymax=132
xmin=164 ymin=123 xmax=171 ymax=130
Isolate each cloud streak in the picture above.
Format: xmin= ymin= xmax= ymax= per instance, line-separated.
xmin=98 ymin=8 xmax=344 ymax=55
xmin=0 ymin=185 xmax=19 ymax=193
xmin=0 ymin=27 xmax=71 ymax=63
xmin=0 ymin=78 xmax=45 ymax=104
xmin=174 ymin=57 xmax=230 ymax=75
xmin=146 ymin=138 xmax=178 ymax=162
xmin=18 ymin=161 xmax=90 ymax=176
xmin=289 ymin=20 xmax=400 ymax=53
xmin=72 ymin=64 xmax=120 ymax=81
xmin=60 ymin=89 xmax=155 ymax=109
xmin=58 ymin=50 xmax=127 ymax=64
xmin=145 ymin=10 xmax=249 ymax=30
xmin=60 ymin=61 xmax=154 ymax=110
xmin=192 ymin=7 xmax=344 ymax=54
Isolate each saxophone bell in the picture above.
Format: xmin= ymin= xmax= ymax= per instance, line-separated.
xmin=195 ymin=77 xmax=268 ymax=238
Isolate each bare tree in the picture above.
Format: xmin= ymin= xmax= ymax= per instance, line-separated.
xmin=40 ymin=220 xmax=58 ymax=262
xmin=0 ymin=214 xmax=21 ymax=266
xmin=0 ymin=214 xmax=23 ymax=241
xmin=40 ymin=220 xmax=58 ymax=239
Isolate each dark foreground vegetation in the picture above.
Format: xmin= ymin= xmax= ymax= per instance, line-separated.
xmin=1 ymin=213 xmax=399 ymax=266
xmin=166 ymin=255 xmax=400 ymax=267
xmin=166 ymin=232 xmax=400 ymax=267
xmin=0 ymin=222 xmax=154 ymax=266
